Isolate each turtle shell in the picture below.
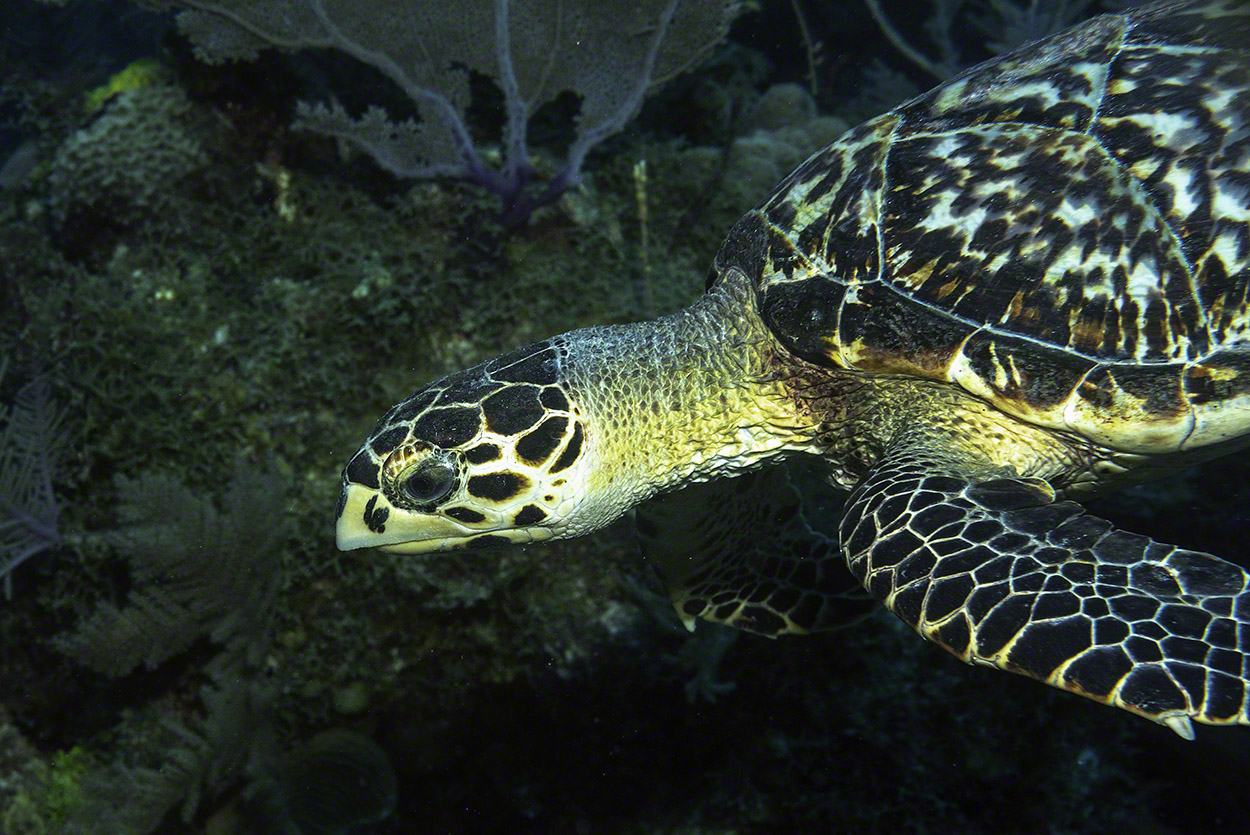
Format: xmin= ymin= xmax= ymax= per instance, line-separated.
xmin=716 ymin=0 xmax=1250 ymax=454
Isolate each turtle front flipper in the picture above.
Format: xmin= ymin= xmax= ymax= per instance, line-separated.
xmin=840 ymin=443 xmax=1250 ymax=739
xmin=636 ymin=466 xmax=874 ymax=637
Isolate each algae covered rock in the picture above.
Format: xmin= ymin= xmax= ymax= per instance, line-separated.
xmin=682 ymin=84 xmax=851 ymax=214
xmin=746 ymin=81 xmax=818 ymax=131
xmin=48 ymin=84 xmax=227 ymax=230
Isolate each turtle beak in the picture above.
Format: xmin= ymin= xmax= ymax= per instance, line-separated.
xmin=336 ymin=483 xmax=384 ymax=550
xmin=332 ymin=482 xmax=455 ymax=555
xmin=335 ymin=482 xmax=550 ymax=553
xmin=334 ymin=483 xmax=428 ymax=551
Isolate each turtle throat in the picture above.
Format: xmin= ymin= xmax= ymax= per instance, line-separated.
xmin=561 ymin=267 xmax=821 ymax=529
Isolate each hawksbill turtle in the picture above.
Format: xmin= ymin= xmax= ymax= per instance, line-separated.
xmin=337 ymin=0 xmax=1250 ymax=739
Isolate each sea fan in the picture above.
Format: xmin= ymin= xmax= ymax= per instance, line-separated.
xmin=141 ymin=0 xmax=741 ymax=227
xmin=0 ymin=365 xmax=63 ymax=600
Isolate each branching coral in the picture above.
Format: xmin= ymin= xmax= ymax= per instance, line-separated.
xmin=56 ymin=462 xmax=285 ymax=676
xmin=54 ymin=463 xmax=289 ymax=832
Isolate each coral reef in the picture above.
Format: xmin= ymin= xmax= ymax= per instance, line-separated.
xmin=864 ymin=0 xmax=1100 ymax=80
xmin=677 ymin=82 xmax=848 ymax=225
xmin=0 ymin=744 xmax=90 ymax=835
xmin=58 ymin=677 xmax=281 ymax=834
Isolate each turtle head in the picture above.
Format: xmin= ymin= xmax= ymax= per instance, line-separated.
xmin=335 ymin=340 xmax=593 ymax=554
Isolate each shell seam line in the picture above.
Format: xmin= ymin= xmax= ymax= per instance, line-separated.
xmin=849 ymin=277 xmax=1210 ymax=367
xmin=1085 ymin=13 xmax=1128 ymax=132
xmin=1086 ymin=28 xmax=1212 ymax=358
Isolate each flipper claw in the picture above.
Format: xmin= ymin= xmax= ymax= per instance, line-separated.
xmin=1162 ymin=715 xmax=1195 ymax=741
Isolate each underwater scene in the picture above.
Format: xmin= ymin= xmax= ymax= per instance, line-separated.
xmin=2 ymin=0 xmax=1249 ymax=832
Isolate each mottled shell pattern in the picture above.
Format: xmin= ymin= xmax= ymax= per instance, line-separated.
xmin=718 ymin=0 xmax=1250 ymax=454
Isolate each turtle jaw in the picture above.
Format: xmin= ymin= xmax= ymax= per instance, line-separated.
xmin=373 ymin=529 xmax=554 ymax=554
xmin=335 ymin=482 xmax=554 ymax=553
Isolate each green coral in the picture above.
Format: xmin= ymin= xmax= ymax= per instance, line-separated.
xmin=82 ymin=58 xmax=169 ymax=113
xmin=1 ymin=747 xmax=91 ymax=835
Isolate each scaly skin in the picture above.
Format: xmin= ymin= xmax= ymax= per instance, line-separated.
xmin=560 ymin=268 xmax=822 ymax=519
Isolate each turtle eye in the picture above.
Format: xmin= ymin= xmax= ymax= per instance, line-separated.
xmin=400 ymin=459 xmax=457 ymax=505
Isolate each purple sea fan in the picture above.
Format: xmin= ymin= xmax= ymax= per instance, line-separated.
xmin=142 ymin=0 xmax=741 ymax=227
xmin=0 ymin=369 xmax=63 ymax=599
